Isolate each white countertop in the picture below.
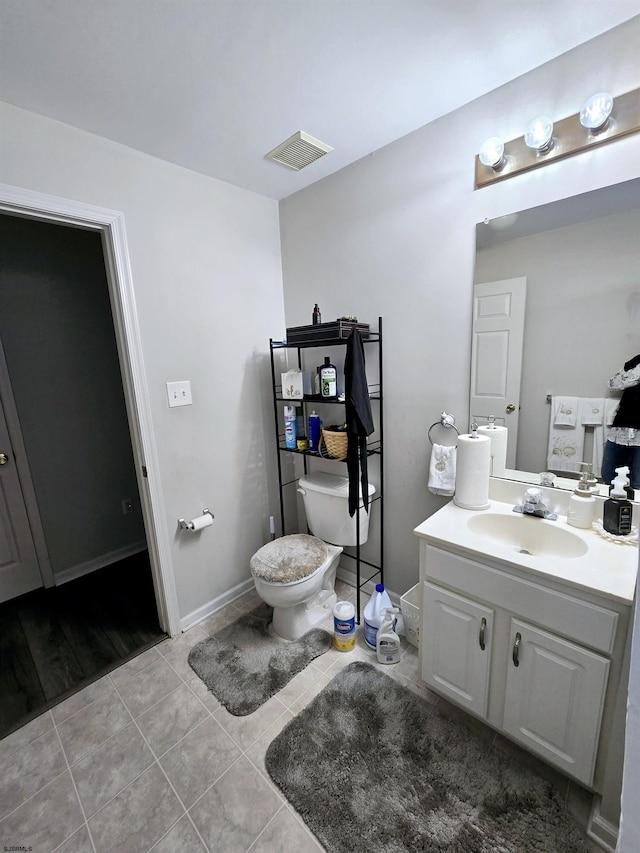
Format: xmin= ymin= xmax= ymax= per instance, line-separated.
xmin=414 ymin=499 xmax=638 ymax=605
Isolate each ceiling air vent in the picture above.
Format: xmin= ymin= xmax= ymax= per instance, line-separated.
xmin=266 ymin=131 xmax=333 ymax=171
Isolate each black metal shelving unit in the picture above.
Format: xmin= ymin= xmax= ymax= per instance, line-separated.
xmin=268 ymin=317 xmax=383 ymax=623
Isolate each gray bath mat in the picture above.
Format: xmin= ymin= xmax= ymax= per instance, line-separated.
xmin=265 ymin=661 xmax=588 ymax=853
xmin=188 ymin=603 xmax=331 ymax=715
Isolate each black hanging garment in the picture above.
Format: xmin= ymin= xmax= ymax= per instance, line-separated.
xmin=345 ymin=329 xmax=375 ymax=517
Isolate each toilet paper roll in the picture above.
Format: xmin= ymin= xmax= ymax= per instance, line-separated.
xmin=477 ymin=425 xmax=508 ymax=476
xmin=453 ymin=434 xmax=491 ymax=510
xmin=188 ymin=513 xmax=214 ymax=531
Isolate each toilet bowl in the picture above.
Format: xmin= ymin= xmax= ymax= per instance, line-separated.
xmin=250 ymin=534 xmax=342 ymax=640
xmin=250 ymin=472 xmax=375 ymax=641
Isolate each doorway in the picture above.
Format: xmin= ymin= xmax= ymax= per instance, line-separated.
xmin=0 ymin=185 xmax=178 ymax=738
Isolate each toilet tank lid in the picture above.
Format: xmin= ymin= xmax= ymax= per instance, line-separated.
xmin=298 ymin=471 xmax=375 ymax=498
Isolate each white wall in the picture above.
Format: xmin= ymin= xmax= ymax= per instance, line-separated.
xmin=279 ymin=17 xmax=640 ymax=598
xmin=475 ymin=209 xmax=640 ymax=475
xmin=0 ymin=101 xmax=285 ymax=622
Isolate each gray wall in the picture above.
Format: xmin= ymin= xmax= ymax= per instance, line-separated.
xmin=0 ymin=214 xmax=145 ymax=579
xmin=475 ymin=209 xmax=640 ymax=475
xmin=278 ymin=20 xmax=640 ymax=598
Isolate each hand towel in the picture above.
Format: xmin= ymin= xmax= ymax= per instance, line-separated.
xmin=547 ymin=400 xmax=584 ymax=473
xmin=553 ymin=396 xmax=579 ymax=427
xmin=579 ymin=398 xmax=605 ymax=426
xmin=428 ymin=444 xmax=456 ymax=496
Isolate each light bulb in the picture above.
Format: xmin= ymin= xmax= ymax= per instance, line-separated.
xmin=478 ymin=137 xmax=506 ymax=170
xmin=524 ymin=116 xmax=554 ymax=153
xmin=580 ymin=92 xmax=613 ymax=131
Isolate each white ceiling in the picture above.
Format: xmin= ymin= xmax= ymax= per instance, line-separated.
xmin=1 ymin=1 xmax=639 ymax=201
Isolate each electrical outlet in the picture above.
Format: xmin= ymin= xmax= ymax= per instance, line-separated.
xmin=121 ymin=497 xmax=134 ymax=515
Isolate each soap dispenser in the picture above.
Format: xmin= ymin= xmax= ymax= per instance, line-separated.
xmin=567 ymin=469 xmax=596 ymax=529
xmin=603 ymin=467 xmax=633 ymax=536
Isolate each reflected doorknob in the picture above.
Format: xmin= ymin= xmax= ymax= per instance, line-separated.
xmin=506 ymin=403 xmax=516 ymax=413
xmin=0 ymin=453 xmax=8 ymax=465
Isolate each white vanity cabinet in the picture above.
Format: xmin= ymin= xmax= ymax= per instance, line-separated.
xmin=417 ymin=539 xmax=629 ymax=791
xmin=422 ymin=582 xmax=494 ymax=719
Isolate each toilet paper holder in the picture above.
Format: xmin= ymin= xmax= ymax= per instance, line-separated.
xmin=178 ymin=508 xmax=214 ymax=531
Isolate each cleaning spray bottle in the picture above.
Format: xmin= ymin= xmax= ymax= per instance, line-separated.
xmin=603 ymin=466 xmax=633 ymax=536
xmin=376 ymin=607 xmax=401 ymax=665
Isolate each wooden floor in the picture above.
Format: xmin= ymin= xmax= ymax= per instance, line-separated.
xmin=0 ymin=550 xmax=166 ymax=740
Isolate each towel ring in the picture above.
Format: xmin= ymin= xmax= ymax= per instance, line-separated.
xmin=428 ymin=412 xmax=460 ymax=445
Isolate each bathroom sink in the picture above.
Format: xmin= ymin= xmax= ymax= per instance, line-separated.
xmin=466 ymin=513 xmax=589 ymax=559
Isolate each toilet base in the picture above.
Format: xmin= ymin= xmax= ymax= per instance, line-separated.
xmin=272 ymin=587 xmax=337 ymax=641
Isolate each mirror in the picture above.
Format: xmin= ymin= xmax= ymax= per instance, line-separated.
xmin=473 ymin=178 xmax=640 ymax=491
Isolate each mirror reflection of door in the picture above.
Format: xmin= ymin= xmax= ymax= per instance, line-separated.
xmin=470 ymin=277 xmax=526 ymax=469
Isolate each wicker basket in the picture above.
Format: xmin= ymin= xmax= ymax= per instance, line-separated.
xmin=319 ymin=428 xmax=348 ymax=460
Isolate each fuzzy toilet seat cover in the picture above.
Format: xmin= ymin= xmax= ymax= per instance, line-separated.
xmin=250 ymin=534 xmax=329 ymax=584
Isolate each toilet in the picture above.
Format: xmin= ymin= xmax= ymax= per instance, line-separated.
xmin=250 ymin=472 xmax=376 ymax=640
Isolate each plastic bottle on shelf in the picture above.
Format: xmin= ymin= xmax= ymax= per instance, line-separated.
xmin=364 ymin=583 xmax=392 ymax=649
xmin=319 ymin=357 xmax=337 ymax=399
xmin=312 ymin=303 xmax=322 ymax=325
xmin=284 ymin=405 xmax=297 ymax=449
xmin=308 ymin=411 xmax=321 ymax=452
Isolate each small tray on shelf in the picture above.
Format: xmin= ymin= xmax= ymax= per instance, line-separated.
xmin=285 ymin=320 xmax=370 ymax=346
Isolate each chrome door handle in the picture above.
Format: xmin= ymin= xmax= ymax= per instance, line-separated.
xmin=506 ymin=403 xmax=516 ymax=413
xmin=512 ymin=632 xmax=521 ymax=667
xmin=479 ymin=617 xmax=486 ymax=651
xmin=0 ymin=453 xmax=8 ymax=465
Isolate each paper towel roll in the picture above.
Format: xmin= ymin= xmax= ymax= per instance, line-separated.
xmin=187 ymin=513 xmax=214 ymax=531
xmin=453 ymin=434 xmax=491 ymax=510
xmin=477 ymin=425 xmax=508 ymax=476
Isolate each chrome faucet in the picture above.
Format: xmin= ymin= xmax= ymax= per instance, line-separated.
xmin=513 ymin=488 xmax=558 ymax=520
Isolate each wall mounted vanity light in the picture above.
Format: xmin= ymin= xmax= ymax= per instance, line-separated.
xmin=475 ymin=87 xmax=640 ymax=188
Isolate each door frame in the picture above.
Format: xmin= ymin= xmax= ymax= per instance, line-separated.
xmin=0 ymin=182 xmax=180 ymax=636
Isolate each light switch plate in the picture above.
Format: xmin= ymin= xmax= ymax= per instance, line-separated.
xmin=167 ymin=380 xmax=192 ymax=407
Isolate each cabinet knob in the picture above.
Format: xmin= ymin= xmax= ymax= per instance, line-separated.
xmin=479 ymin=617 xmax=486 ymax=651
xmin=512 ymin=632 xmax=521 ymax=667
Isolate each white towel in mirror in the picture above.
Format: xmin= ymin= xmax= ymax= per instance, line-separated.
xmin=553 ymin=396 xmax=579 ymax=427
xmin=547 ymin=398 xmax=584 ymax=473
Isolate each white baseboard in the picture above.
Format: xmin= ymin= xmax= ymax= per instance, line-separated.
xmin=587 ymin=797 xmax=618 ymax=852
xmin=54 ymin=541 xmax=148 ymax=586
xmin=180 ymin=577 xmax=255 ymax=632
xmin=178 ymin=564 xmax=400 ymax=635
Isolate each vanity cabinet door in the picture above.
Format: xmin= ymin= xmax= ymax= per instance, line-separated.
xmin=503 ymin=619 xmax=610 ymax=786
xmin=422 ymin=582 xmax=493 ymax=719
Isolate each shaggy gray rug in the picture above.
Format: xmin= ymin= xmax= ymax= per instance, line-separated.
xmin=265 ymin=661 xmax=589 ymax=853
xmin=187 ymin=603 xmax=331 ymax=715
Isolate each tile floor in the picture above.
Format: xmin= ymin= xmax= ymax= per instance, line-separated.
xmin=0 ymin=581 xmax=601 ymax=853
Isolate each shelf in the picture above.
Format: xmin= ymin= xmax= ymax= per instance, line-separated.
xmin=275 ymin=391 xmax=381 ymax=405
xmin=271 ymin=332 xmax=380 ymax=350
xmin=269 ymin=318 xmax=384 ymax=622
xmin=276 ymin=438 xmax=382 ymax=458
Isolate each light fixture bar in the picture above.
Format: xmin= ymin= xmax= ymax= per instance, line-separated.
xmin=475 ymin=87 xmax=640 ymax=189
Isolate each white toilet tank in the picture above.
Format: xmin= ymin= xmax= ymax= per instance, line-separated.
xmin=297 ymin=472 xmax=376 ymax=546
